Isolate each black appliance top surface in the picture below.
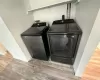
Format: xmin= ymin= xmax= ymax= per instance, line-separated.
xmin=31 ymin=22 xmax=46 ymax=27
xmin=48 ymin=22 xmax=82 ymax=34
xmin=21 ymin=26 xmax=46 ymax=36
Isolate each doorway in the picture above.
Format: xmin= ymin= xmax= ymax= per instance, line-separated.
xmin=81 ymin=43 xmax=100 ymax=80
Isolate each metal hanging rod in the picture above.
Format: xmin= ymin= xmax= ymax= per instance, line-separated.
xmin=67 ymin=3 xmax=71 ymax=19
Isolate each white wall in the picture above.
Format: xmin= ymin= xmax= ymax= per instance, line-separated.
xmin=0 ymin=0 xmax=34 ymax=61
xmin=74 ymin=0 xmax=100 ymax=76
xmin=75 ymin=9 xmax=100 ymax=76
xmin=97 ymin=42 xmax=100 ymax=49
xmin=0 ymin=17 xmax=27 ymax=61
xmin=24 ymin=0 xmax=31 ymax=13
xmin=33 ymin=3 xmax=76 ymax=25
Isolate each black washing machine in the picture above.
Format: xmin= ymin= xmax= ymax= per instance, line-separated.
xmin=21 ymin=24 xmax=50 ymax=60
xmin=47 ymin=19 xmax=82 ymax=64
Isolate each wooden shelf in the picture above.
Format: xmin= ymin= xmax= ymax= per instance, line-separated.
xmin=28 ymin=0 xmax=77 ymax=12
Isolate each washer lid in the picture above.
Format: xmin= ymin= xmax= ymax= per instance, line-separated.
xmin=48 ymin=23 xmax=82 ymax=34
xmin=21 ymin=26 xmax=46 ymax=36
xmin=31 ymin=22 xmax=47 ymax=27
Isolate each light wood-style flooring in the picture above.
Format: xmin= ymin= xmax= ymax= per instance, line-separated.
xmin=81 ymin=48 xmax=100 ymax=80
xmin=0 ymin=52 xmax=12 ymax=72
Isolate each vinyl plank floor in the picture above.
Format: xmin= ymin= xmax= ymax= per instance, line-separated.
xmin=0 ymin=58 xmax=80 ymax=80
